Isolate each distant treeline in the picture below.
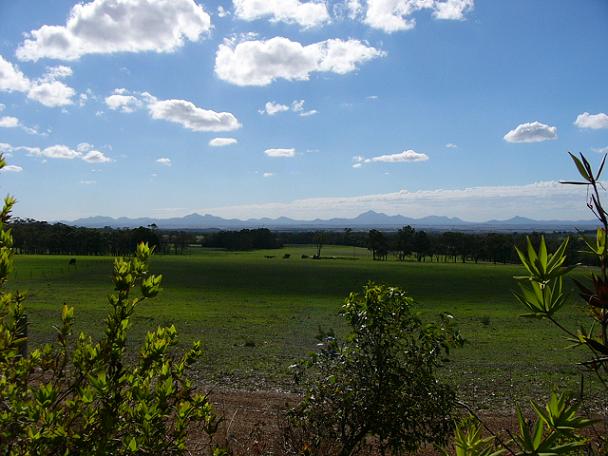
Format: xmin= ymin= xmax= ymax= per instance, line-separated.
xmin=9 ymin=220 xmax=282 ymax=255
xmin=277 ymin=228 xmax=593 ymax=265
xmin=8 ymin=219 xmax=596 ymax=265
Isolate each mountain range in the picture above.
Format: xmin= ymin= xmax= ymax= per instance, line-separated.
xmin=62 ymin=211 xmax=598 ymax=232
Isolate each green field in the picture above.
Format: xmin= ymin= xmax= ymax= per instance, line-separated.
xmin=8 ymin=245 xmax=596 ymax=410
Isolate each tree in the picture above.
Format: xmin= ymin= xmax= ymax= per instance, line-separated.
xmin=289 ymin=283 xmax=463 ymax=456
xmin=367 ymin=229 xmax=388 ymax=261
xmin=396 ymin=225 xmax=415 ymax=261
xmin=0 ymin=155 xmax=227 ymax=455
xmin=413 ymin=230 xmax=431 ymax=262
xmin=313 ymin=231 xmax=326 ymax=259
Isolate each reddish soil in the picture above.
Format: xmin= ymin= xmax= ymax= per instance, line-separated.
xmin=186 ymin=387 xmax=567 ymax=456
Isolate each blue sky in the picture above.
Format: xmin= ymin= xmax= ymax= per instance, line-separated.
xmin=0 ymin=0 xmax=607 ymax=222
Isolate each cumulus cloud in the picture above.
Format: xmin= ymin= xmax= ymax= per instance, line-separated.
xmin=16 ymin=0 xmax=211 ymax=61
xmin=215 ymin=36 xmax=385 ymax=86
xmin=0 ymin=117 xmax=19 ymax=128
xmin=574 ymin=112 xmax=608 ymax=130
xmin=2 ymin=142 xmax=112 ymax=163
xmin=433 ymin=0 xmax=474 ymax=19
xmin=345 ymin=0 xmax=363 ymax=19
xmin=27 ymin=80 xmax=75 ymax=107
xmin=217 ymin=6 xmax=230 ymax=17
xmin=355 ymin=149 xmax=429 ymax=165
xmin=105 ymin=89 xmax=143 ymax=113
xmin=264 ymin=148 xmax=296 ymax=157
xmin=209 ymin=137 xmax=238 ymax=147
xmin=233 ymin=0 xmax=330 ymax=28
xmin=82 ymin=150 xmax=112 ymax=163
xmin=446 ymin=143 xmax=458 ymax=149
xmin=196 ymin=180 xmax=599 ymax=222
xmin=260 ymin=101 xmax=290 ymax=115
xmin=364 ymin=0 xmax=474 ymax=33
xmin=504 ymin=121 xmax=558 ymax=143
xmin=369 ymin=150 xmax=429 ymax=163
xmin=0 ymin=165 xmax=23 ymax=173
xmin=0 ymin=55 xmax=75 ymax=107
xmin=259 ymin=99 xmax=318 ymax=116
xmin=0 ymin=56 xmax=30 ymax=92
xmin=156 ymin=157 xmax=172 ymax=166
xmin=105 ymin=89 xmax=242 ymax=132
xmin=149 ymin=99 xmax=241 ymax=132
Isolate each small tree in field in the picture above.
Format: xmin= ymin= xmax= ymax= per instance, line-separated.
xmin=288 ymin=282 xmax=464 ymax=456
xmin=0 ymin=155 xmax=226 ymax=455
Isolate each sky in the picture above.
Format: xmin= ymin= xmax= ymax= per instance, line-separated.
xmin=0 ymin=0 xmax=607 ymax=222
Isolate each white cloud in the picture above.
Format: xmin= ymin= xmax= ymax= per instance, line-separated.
xmin=217 ymin=5 xmax=230 ymax=17
xmin=259 ymin=99 xmax=318 ymax=116
xmin=264 ymin=148 xmax=296 ymax=157
xmin=352 ymin=162 xmax=363 ymax=168
xmin=592 ymin=146 xmax=608 ymax=154
xmin=105 ymin=89 xmax=143 ymax=113
xmin=0 ymin=55 xmax=75 ymax=107
xmin=233 ymin=0 xmax=330 ymax=28
xmin=263 ymin=172 xmax=274 ymax=177
xmin=446 ymin=143 xmax=458 ymax=148
xmin=364 ymin=0 xmax=474 ymax=33
xmin=365 ymin=149 xmax=429 ymax=163
xmin=0 ymin=55 xmax=30 ymax=92
xmin=77 ymin=142 xmax=94 ymax=153
xmin=291 ymin=100 xmax=305 ymax=112
xmin=27 ymin=80 xmax=75 ymax=107
xmin=196 ymin=180 xmax=599 ymax=221
xmin=504 ymin=121 xmax=558 ymax=143
xmin=149 ymin=99 xmax=241 ymax=132
xmin=345 ymin=0 xmax=363 ymax=19
xmin=2 ymin=142 xmax=112 ymax=163
xmin=433 ymin=0 xmax=474 ymax=20
xmin=80 ymin=180 xmax=96 ymax=185
xmin=82 ymin=150 xmax=112 ymax=163
xmin=0 ymin=112 xmax=44 ymax=135
xmin=156 ymin=157 xmax=172 ymax=166
xmin=16 ymin=0 xmax=212 ymax=61
xmin=574 ymin=112 xmax=608 ymax=130
xmin=209 ymin=137 xmax=238 ymax=147
xmin=41 ymin=145 xmax=81 ymax=159
xmin=215 ymin=36 xmax=385 ymax=86
xmin=0 ymin=117 xmax=19 ymax=128
xmin=105 ymin=89 xmax=242 ymax=132
xmin=0 ymin=165 xmax=23 ymax=173
xmin=261 ymin=101 xmax=290 ymax=115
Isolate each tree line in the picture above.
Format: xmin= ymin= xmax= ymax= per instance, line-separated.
xmin=8 ymin=219 xmax=592 ymax=265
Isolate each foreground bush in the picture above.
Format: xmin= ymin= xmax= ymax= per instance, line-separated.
xmin=0 ymin=154 xmax=225 ymax=454
xmin=288 ymin=282 xmax=464 ymax=456
xmin=451 ymin=152 xmax=608 ymax=456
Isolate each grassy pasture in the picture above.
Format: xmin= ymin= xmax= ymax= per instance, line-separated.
xmin=8 ymin=244 xmax=596 ymax=410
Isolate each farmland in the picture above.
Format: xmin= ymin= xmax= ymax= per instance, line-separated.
xmin=9 ymin=244 xmax=594 ymax=410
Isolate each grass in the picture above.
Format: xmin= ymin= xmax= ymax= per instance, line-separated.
xmin=8 ymin=244 xmax=599 ymax=410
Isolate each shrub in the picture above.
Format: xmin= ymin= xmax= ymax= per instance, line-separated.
xmin=0 ymin=155 xmax=226 ymax=455
xmin=288 ymin=282 xmax=464 ymax=456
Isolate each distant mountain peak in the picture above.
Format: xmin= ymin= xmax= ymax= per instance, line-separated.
xmin=62 ymin=211 xmax=597 ymax=232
